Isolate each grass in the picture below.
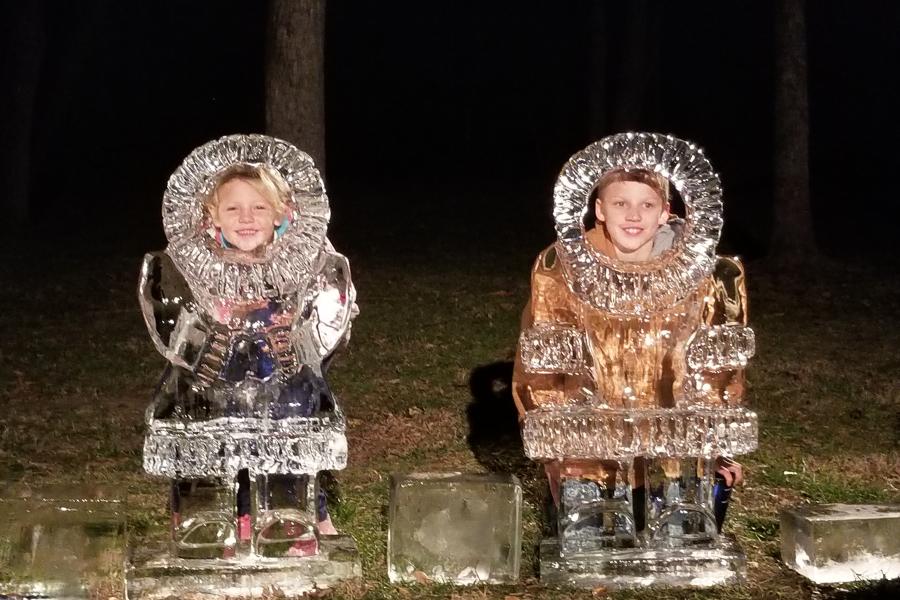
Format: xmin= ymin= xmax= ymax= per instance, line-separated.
xmin=0 ymin=199 xmax=898 ymax=599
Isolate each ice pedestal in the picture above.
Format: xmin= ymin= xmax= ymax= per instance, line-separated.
xmin=0 ymin=485 xmax=126 ymax=599
xmin=127 ymin=535 xmax=360 ymax=599
xmin=781 ymin=503 xmax=900 ymax=584
xmin=387 ymin=472 xmax=522 ymax=584
xmin=541 ymin=535 xmax=746 ymax=589
xmin=129 ymin=474 xmax=359 ymax=599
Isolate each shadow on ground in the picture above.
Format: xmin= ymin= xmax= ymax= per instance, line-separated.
xmin=464 ymin=361 xmax=533 ymax=482
xmin=824 ymin=578 xmax=900 ymax=599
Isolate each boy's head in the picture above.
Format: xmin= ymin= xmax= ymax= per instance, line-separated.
xmin=205 ymin=165 xmax=290 ymax=252
xmin=593 ymin=168 xmax=670 ymax=262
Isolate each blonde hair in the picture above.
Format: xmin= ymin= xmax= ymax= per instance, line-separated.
xmin=594 ymin=168 xmax=670 ymax=204
xmin=205 ymin=164 xmax=291 ymax=219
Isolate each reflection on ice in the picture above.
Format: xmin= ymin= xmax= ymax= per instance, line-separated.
xmin=0 ymin=485 xmax=126 ymax=598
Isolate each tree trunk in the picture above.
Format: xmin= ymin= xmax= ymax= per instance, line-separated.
xmin=585 ymin=2 xmax=609 ymax=139
xmin=0 ymin=1 xmax=45 ymax=226
xmin=609 ymin=0 xmax=660 ymax=132
xmin=585 ymin=1 xmax=662 ymax=138
xmin=265 ymin=0 xmax=327 ymax=171
xmin=771 ymin=0 xmax=816 ymax=262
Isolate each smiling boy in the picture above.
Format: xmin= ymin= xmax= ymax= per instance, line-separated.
xmin=585 ymin=168 xmax=672 ymax=262
xmin=514 ymin=162 xmax=744 ymax=546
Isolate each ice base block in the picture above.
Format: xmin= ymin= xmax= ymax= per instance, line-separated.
xmin=0 ymin=485 xmax=127 ymax=599
xmin=388 ymin=472 xmax=522 ymax=584
xmin=781 ymin=503 xmax=900 ymax=584
xmin=540 ymin=535 xmax=746 ymax=589
xmin=126 ymin=535 xmax=361 ymax=599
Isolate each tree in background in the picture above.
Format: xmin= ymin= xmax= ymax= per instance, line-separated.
xmin=0 ymin=1 xmax=45 ymax=227
xmin=772 ymin=0 xmax=816 ymax=263
xmin=266 ymin=0 xmax=327 ymax=171
xmin=586 ymin=1 xmax=662 ymax=140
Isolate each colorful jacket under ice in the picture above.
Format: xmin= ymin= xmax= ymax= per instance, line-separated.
xmin=512 ymin=133 xmax=757 ymax=464
xmin=138 ymin=135 xmax=357 ymax=480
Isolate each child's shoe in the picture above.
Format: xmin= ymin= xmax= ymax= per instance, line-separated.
xmin=286 ymin=536 xmax=319 ymax=557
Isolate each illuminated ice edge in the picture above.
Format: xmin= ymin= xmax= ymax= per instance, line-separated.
xmin=791 ymin=546 xmax=900 ymax=584
xmin=143 ymin=414 xmax=347 ymax=478
xmin=553 ymin=132 xmax=723 ymax=315
xmin=522 ymin=407 xmax=757 ymax=460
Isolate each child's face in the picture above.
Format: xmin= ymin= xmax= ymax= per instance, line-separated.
xmin=211 ymin=179 xmax=282 ymax=252
xmin=596 ymin=180 xmax=669 ymax=262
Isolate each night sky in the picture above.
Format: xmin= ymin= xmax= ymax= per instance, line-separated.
xmin=4 ymin=1 xmax=900 ymax=259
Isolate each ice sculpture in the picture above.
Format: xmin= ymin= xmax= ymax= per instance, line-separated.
xmin=513 ymin=133 xmax=757 ymax=588
xmin=135 ymin=135 xmax=358 ymax=585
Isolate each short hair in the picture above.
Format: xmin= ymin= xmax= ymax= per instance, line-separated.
xmin=205 ymin=164 xmax=291 ymax=219
xmin=594 ymin=168 xmax=670 ymax=204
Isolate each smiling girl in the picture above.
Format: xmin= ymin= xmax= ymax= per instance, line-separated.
xmin=206 ymin=165 xmax=289 ymax=252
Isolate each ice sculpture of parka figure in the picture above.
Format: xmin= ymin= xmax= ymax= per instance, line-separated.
xmin=513 ymin=133 xmax=757 ymax=559
xmin=138 ymin=135 xmax=357 ymax=559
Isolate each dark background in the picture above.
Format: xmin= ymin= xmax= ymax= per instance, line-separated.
xmin=4 ymin=0 xmax=900 ymax=261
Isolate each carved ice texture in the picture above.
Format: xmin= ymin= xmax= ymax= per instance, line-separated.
xmin=513 ymin=133 xmax=756 ymax=586
xmin=686 ymin=325 xmax=756 ymax=372
xmin=523 ymin=409 xmax=758 ymax=461
xmin=781 ymin=504 xmax=900 ymax=584
xmin=0 ymin=486 xmax=126 ymax=599
xmin=519 ymin=324 xmax=587 ymax=374
xmin=387 ymin=473 xmax=522 ymax=585
xmin=137 ymin=135 xmax=358 ymax=566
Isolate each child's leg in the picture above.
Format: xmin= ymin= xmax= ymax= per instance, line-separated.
xmin=255 ymin=473 xmax=319 ymax=557
xmin=644 ymin=457 xmax=718 ymax=547
xmin=632 ymin=457 xmax=646 ymax=532
xmin=236 ymin=468 xmax=252 ymax=542
xmin=316 ymin=475 xmax=337 ymax=535
xmin=554 ymin=460 xmax=637 ymax=553
xmin=170 ymin=477 xmax=236 ymax=559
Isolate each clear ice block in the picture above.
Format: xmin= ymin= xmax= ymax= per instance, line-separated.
xmin=781 ymin=503 xmax=900 ymax=583
xmin=0 ymin=485 xmax=126 ymax=599
xmin=387 ymin=472 xmax=522 ymax=585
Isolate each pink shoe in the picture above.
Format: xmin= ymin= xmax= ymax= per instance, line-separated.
xmin=237 ymin=514 xmax=252 ymax=541
xmin=317 ymin=516 xmax=338 ymax=536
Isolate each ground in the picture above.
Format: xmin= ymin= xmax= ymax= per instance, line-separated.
xmin=1 ymin=195 xmax=898 ymax=599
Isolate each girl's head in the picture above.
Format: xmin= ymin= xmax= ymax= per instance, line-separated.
xmin=205 ymin=165 xmax=291 ymax=252
xmin=593 ymin=168 xmax=670 ymax=262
